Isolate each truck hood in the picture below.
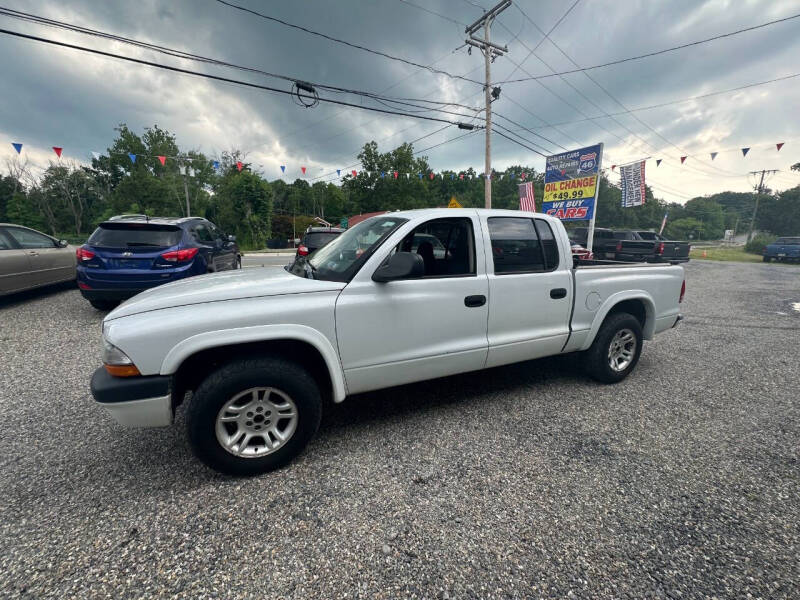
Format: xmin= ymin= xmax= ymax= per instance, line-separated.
xmin=106 ymin=268 xmax=345 ymax=320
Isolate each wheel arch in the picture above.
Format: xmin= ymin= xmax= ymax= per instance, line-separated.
xmin=580 ymin=292 xmax=655 ymax=351
xmin=163 ymin=325 xmax=347 ymax=403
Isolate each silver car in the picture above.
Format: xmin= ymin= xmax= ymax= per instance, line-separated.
xmin=0 ymin=224 xmax=76 ymax=296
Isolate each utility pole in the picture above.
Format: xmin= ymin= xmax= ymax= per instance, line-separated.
xmin=465 ymin=0 xmax=511 ymax=209
xmin=747 ymin=169 xmax=778 ymax=242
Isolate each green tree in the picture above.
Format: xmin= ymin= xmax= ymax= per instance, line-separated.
xmin=682 ymin=197 xmax=725 ymax=239
xmin=666 ymin=217 xmax=706 ymax=240
xmin=212 ymin=169 xmax=272 ymax=249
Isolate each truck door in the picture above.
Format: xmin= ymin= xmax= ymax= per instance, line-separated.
xmin=335 ymin=215 xmax=489 ymax=395
xmin=483 ymin=216 xmax=573 ymax=368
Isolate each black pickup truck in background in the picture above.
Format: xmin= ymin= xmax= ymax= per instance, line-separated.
xmin=568 ymin=228 xmax=691 ymax=263
xmin=615 ymin=231 xmax=691 ymax=263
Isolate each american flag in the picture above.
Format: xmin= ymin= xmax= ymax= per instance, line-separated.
xmin=518 ymin=182 xmax=536 ymax=212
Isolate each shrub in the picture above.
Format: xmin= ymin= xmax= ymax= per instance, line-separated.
xmin=744 ymin=233 xmax=776 ymax=255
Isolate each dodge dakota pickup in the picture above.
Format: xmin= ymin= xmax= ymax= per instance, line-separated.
xmin=91 ymin=209 xmax=685 ymax=475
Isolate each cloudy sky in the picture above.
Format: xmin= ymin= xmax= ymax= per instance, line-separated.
xmin=2 ymin=0 xmax=800 ymax=203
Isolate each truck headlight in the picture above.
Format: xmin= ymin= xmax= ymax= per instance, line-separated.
xmin=102 ymin=338 xmax=141 ymax=377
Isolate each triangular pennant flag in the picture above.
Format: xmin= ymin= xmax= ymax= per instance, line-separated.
xmin=520 ymin=172 xmax=526 ymax=181
xmin=450 ymin=174 xmax=455 ymax=180
xmin=680 ymin=156 xmax=687 ymax=164
xmin=236 ymin=161 xmax=243 ymax=171
xmin=656 ymin=159 xmax=662 ymax=167
xmin=212 ymin=160 xmax=219 ymax=170
xmin=52 ymin=147 xmax=62 ymax=158
xmin=351 ymin=170 xmax=357 ymax=177
xmin=776 ymin=142 xmax=784 ymax=151
xmin=710 ymin=152 xmax=718 ymax=160
xmin=11 ymin=142 xmax=22 ymax=154
xmin=611 ymin=165 xmax=616 ymax=171
xmin=429 ymin=172 xmax=434 ymax=180
xmin=510 ymin=173 xmax=515 ymax=180
xmin=393 ymin=171 xmax=398 ymax=179
xmin=280 ymin=165 xmax=286 ymax=173
xmin=459 ymin=173 xmax=464 ymax=180
xmin=301 ymin=166 xmax=306 ymax=174
xmin=188 ymin=168 xmax=195 ymax=177
xmin=91 ymin=151 xmax=101 ymax=161
xmin=128 ymin=153 xmax=137 ymax=164
xmin=157 ymin=156 xmax=167 ymax=166
xmin=741 ymin=148 xmax=750 ymax=157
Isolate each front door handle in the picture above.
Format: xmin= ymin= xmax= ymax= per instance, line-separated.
xmin=464 ymin=295 xmax=486 ymax=308
xmin=550 ymin=288 xmax=567 ymax=299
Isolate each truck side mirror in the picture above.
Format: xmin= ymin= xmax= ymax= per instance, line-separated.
xmin=372 ymin=252 xmax=425 ymax=283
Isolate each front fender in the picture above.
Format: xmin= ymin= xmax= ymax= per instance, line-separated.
xmin=160 ymin=324 xmax=347 ymax=402
xmin=579 ymin=290 xmax=656 ymax=351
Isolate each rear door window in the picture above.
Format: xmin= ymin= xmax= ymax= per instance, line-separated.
xmin=488 ymin=217 xmax=546 ymax=274
xmin=192 ymin=225 xmax=214 ymax=243
xmin=5 ymin=227 xmax=56 ymax=249
xmin=0 ymin=229 xmax=17 ymax=250
xmin=89 ymin=224 xmax=182 ymax=247
xmin=534 ymin=220 xmax=559 ymax=270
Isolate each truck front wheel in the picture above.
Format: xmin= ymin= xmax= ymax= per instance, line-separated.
xmin=585 ymin=312 xmax=643 ymax=383
xmin=186 ymin=356 xmax=322 ymax=475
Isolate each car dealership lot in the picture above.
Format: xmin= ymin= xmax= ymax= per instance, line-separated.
xmin=1 ymin=262 xmax=798 ymax=599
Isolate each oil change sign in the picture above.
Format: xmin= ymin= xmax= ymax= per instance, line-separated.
xmin=542 ymin=143 xmax=603 ymax=221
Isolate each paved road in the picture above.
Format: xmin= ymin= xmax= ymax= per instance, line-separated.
xmin=241 ymin=253 xmax=294 ymax=269
xmin=1 ymin=262 xmax=798 ymax=599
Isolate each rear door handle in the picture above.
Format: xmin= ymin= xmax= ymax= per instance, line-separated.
xmin=550 ymin=288 xmax=567 ymax=299
xmin=464 ymin=295 xmax=486 ymax=307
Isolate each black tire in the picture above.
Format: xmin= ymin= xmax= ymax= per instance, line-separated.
xmin=186 ymin=356 xmax=322 ymax=475
xmin=585 ymin=312 xmax=643 ymax=384
xmin=234 ymin=255 xmax=242 ymax=269
xmin=89 ymin=299 xmax=119 ymax=311
xmin=763 ymin=256 xmax=771 ymax=263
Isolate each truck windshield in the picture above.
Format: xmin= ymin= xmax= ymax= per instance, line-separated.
xmin=304 ymin=216 xmax=407 ymax=282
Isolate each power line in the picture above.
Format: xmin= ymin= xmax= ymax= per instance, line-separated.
xmin=510 ymin=4 xmax=751 ymax=181
xmin=0 ymin=27 xmax=483 ymax=129
xmin=213 ymin=0 xmax=484 ymax=86
xmin=0 ymin=6 xmax=481 ymax=112
xmin=494 ymin=11 xmax=800 ymax=84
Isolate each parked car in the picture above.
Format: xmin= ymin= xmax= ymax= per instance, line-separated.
xmin=90 ymin=209 xmax=685 ymax=475
xmin=76 ymin=216 xmax=240 ymax=310
xmin=295 ymin=227 xmax=345 ymax=259
xmin=0 ymin=223 xmax=76 ymax=296
xmin=615 ymin=231 xmax=691 ymax=263
xmin=763 ymin=237 xmax=800 ymax=262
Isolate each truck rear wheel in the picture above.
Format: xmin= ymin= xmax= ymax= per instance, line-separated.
xmin=186 ymin=356 xmax=322 ymax=475
xmin=585 ymin=312 xmax=643 ymax=383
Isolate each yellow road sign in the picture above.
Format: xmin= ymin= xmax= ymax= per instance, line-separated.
xmin=448 ymin=197 xmax=462 ymax=208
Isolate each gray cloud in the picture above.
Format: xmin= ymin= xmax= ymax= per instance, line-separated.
xmin=2 ymin=0 xmax=799 ymax=201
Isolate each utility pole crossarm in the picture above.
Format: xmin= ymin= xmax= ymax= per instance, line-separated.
xmin=464 ymin=0 xmax=512 ymax=209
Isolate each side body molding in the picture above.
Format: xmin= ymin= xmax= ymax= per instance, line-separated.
xmin=160 ymin=324 xmax=348 ymax=402
xmin=579 ymin=290 xmax=657 ymax=351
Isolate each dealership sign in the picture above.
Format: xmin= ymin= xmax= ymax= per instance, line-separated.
xmin=542 ymin=143 xmax=603 ymax=221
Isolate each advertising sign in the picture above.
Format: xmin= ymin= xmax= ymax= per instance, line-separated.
xmin=620 ymin=160 xmax=646 ymax=207
xmin=541 ymin=143 xmax=603 ymax=221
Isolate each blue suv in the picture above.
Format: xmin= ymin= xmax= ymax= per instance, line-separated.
xmin=76 ymin=215 xmax=240 ymax=310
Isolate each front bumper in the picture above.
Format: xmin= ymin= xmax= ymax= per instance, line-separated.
xmin=90 ymin=367 xmax=173 ymax=427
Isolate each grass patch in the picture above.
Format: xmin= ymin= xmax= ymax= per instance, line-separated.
xmin=690 ymin=245 xmax=799 ymax=265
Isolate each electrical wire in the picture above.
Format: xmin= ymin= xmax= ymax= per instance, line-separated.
xmin=0 ymin=6 xmax=481 ymax=112
xmin=0 ymin=27 xmax=482 ymax=128
xmin=213 ymin=0 xmax=484 ymax=86
xmin=494 ymin=11 xmax=800 ymax=84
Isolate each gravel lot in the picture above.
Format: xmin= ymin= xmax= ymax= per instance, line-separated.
xmin=1 ymin=261 xmax=798 ymax=599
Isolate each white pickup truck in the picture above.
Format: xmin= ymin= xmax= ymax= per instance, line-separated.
xmin=91 ymin=209 xmax=685 ymax=475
